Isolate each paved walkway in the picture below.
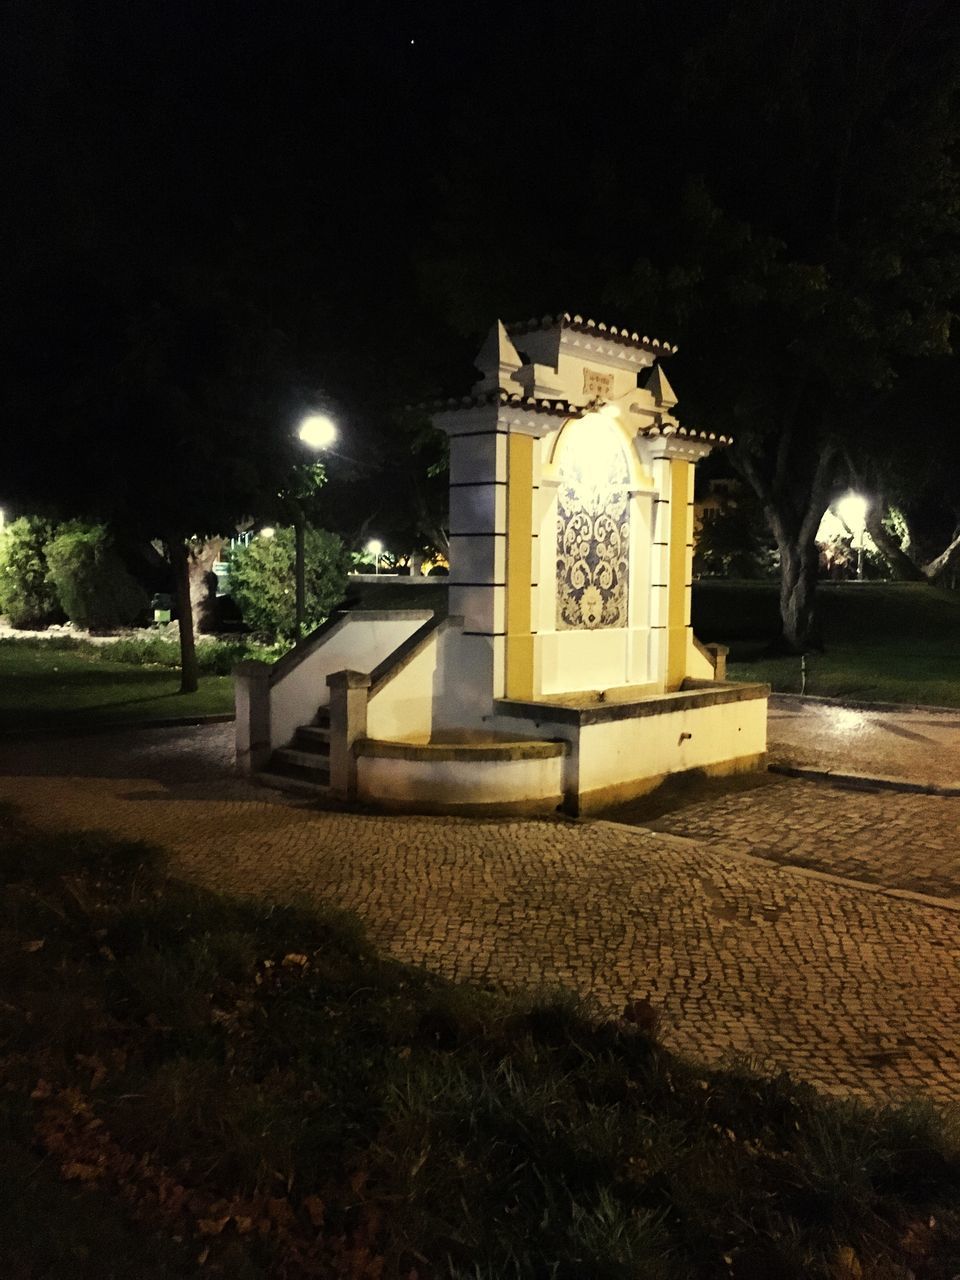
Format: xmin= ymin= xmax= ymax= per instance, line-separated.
xmin=1 ymin=724 xmax=958 ymax=1105
xmin=768 ymin=696 xmax=960 ymax=788
xmin=644 ymin=776 xmax=960 ymax=899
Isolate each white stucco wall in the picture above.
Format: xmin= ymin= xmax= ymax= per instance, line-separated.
xmin=357 ymin=752 xmax=565 ymax=810
xmin=366 ymin=629 xmax=441 ymax=742
xmin=270 ymin=611 xmax=432 ymax=750
xmin=575 ymin=696 xmax=768 ymax=797
xmin=429 ymin=629 xmax=501 ymax=733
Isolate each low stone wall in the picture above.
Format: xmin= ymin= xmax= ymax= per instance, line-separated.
xmin=355 ymin=737 xmax=568 ymax=814
xmin=493 ymin=679 xmax=769 ymax=814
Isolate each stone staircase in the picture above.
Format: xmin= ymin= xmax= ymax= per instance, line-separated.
xmin=256 ymin=706 xmax=332 ymax=795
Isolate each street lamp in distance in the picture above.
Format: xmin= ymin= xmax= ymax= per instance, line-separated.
xmin=293 ymin=413 xmax=338 ymax=639
xmin=298 ymin=413 xmax=338 ymax=451
xmin=836 ymin=492 xmax=868 ymax=580
xmin=366 ymin=538 xmax=384 ymax=576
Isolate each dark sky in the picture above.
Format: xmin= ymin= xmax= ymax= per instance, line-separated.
xmin=4 ymin=0 xmax=959 ymax=424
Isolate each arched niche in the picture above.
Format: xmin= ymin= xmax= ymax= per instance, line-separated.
xmin=535 ymin=411 xmax=656 ymax=695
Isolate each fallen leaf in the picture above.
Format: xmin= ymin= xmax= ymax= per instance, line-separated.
xmin=22 ymin=939 xmax=45 ymax=953
xmin=833 ymin=1246 xmax=863 ymax=1280
xmin=62 ymin=1161 xmax=102 ymax=1182
xmin=303 ymin=1194 xmax=325 ymax=1229
xmin=234 ymin=1216 xmax=255 ymax=1235
xmin=197 ymin=1216 xmax=230 ymax=1237
xmin=267 ymin=1196 xmax=295 ymax=1228
xmin=282 ymin=953 xmax=309 ymax=968
xmin=31 ymin=1079 xmax=52 ymax=1100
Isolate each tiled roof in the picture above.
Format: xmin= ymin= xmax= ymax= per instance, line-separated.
xmin=506 ymin=312 xmax=678 ymax=356
xmin=427 ymin=389 xmax=589 ymax=417
xmin=638 ymin=423 xmax=732 ymax=445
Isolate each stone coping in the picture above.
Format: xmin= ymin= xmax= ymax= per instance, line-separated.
xmin=355 ymin=736 xmax=569 ymax=763
xmin=495 ymin=680 xmax=769 ymax=727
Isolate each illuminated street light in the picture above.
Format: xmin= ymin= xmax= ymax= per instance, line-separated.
xmin=293 ymin=414 xmax=338 ymax=638
xmin=298 ymin=413 xmax=338 ymax=451
xmin=836 ymin=491 xmax=868 ymax=580
xmin=260 ymin=526 xmax=276 ymax=539
xmin=366 ymin=538 xmax=384 ymax=575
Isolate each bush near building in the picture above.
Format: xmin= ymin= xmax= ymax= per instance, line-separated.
xmin=228 ymin=526 xmax=350 ymax=641
xmin=44 ymin=524 xmax=149 ymax=631
xmin=0 ymin=516 xmax=61 ymax=628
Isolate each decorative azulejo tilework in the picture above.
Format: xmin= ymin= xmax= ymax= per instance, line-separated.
xmin=556 ymin=425 xmax=630 ymax=630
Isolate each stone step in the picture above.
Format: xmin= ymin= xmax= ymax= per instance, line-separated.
xmin=255 ymin=770 xmax=331 ymax=797
xmin=270 ymin=748 xmax=331 ymax=786
xmin=294 ymin=724 xmax=330 ymax=754
xmin=314 ymin=706 xmax=331 ymax=729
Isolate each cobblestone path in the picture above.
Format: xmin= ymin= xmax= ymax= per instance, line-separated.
xmin=644 ymin=775 xmax=960 ymax=900
xmin=1 ymin=726 xmax=958 ymax=1105
xmin=769 ymin=698 xmax=960 ymax=787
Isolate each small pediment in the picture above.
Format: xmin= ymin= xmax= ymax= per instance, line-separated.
xmin=474 ymin=320 xmax=523 ymax=389
xmin=644 ymin=364 xmax=678 ymax=409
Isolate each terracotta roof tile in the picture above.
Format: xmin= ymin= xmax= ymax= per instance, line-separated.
xmin=426 ymin=389 xmax=588 ymax=418
xmin=638 ymin=423 xmax=731 ymax=445
xmin=506 ymin=312 xmax=678 ymax=356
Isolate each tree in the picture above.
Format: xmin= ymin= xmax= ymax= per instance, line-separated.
xmin=610 ymin=1 xmax=960 ymax=648
xmin=845 ymin=356 xmax=960 ymax=583
xmin=228 ymin=527 xmax=350 ymax=641
xmin=0 ymin=517 xmax=60 ymax=628
xmin=420 ymin=0 xmax=960 ymax=649
xmin=45 ymin=523 xmax=148 ymax=630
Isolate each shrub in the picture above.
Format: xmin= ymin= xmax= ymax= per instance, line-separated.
xmin=0 ymin=516 xmax=62 ymax=628
xmin=100 ymin=635 xmax=272 ymax=673
xmin=45 ymin=524 xmax=149 ymax=631
xmin=228 ymin=527 xmax=350 ymax=640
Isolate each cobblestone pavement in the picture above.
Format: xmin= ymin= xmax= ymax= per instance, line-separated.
xmin=638 ymin=775 xmax=960 ymax=900
xmin=768 ymin=697 xmax=960 ymax=787
xmin=1 ymin=725 xmax=959 ymax=1104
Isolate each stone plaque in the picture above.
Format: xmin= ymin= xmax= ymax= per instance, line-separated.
xmin=583 ymin=369 xmax=614 ymax=399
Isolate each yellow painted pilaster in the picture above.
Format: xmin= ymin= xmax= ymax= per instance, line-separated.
xmin=666 ymin=458 xmax=692 ymax=689
xmin=505 ymin=432 xmax=535 ymax=700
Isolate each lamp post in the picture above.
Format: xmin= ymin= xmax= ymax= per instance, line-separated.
xmin=294 ymin=413 xmax=337 ymax=639
xmin=836 ymin=492 xmax=868 ymax=583
xmin=366 ymin=538 xmax=383 ymax=576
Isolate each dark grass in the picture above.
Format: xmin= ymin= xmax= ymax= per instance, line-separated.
xmin=694 ymin=581 xmax=960 ymax=706
xmin=0 ymin=640 xmax=236 ymax=729
xmin=2 ymin=805 xmax=959 ymax=1278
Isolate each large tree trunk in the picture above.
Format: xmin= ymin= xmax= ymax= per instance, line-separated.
xmin=863 ymin=501 xmax=925 ymax=581
xmin=738 ymin=441 xmax=841 ymax=653
xmin=863 ymin=490 xmax=960 ymax=584
xmin=166 ymin=534 xmax=199 ymax=694
xmin=776 ymin=534 xmax=822 ymax=651
xmin=187 ymin=536 xmax=224 ymax=633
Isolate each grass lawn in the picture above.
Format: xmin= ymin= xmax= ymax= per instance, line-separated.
xmin=694 ymin=581 xmax=960 ymax=706
xmin=2 ymin=805 xmax=959 ymax=1278
xmin=0 ymin=640 xmax=234 ymax=731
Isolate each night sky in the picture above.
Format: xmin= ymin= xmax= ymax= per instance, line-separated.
xmin=4 ymin=0 xmax=959 ymax=498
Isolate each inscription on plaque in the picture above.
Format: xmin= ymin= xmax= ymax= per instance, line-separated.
xmin=583 ymin=369 xmax=615 ymax=399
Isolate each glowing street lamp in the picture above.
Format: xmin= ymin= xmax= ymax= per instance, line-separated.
xmin=366 ymin=538 xmax=384 ymax=575
xmin=836 ymin=492 xmax=868 ymax=580
xmin=294 ymin=413 xmax=338 ymax=638
xmin=298 ymin=413 xmax=338 ymax=451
